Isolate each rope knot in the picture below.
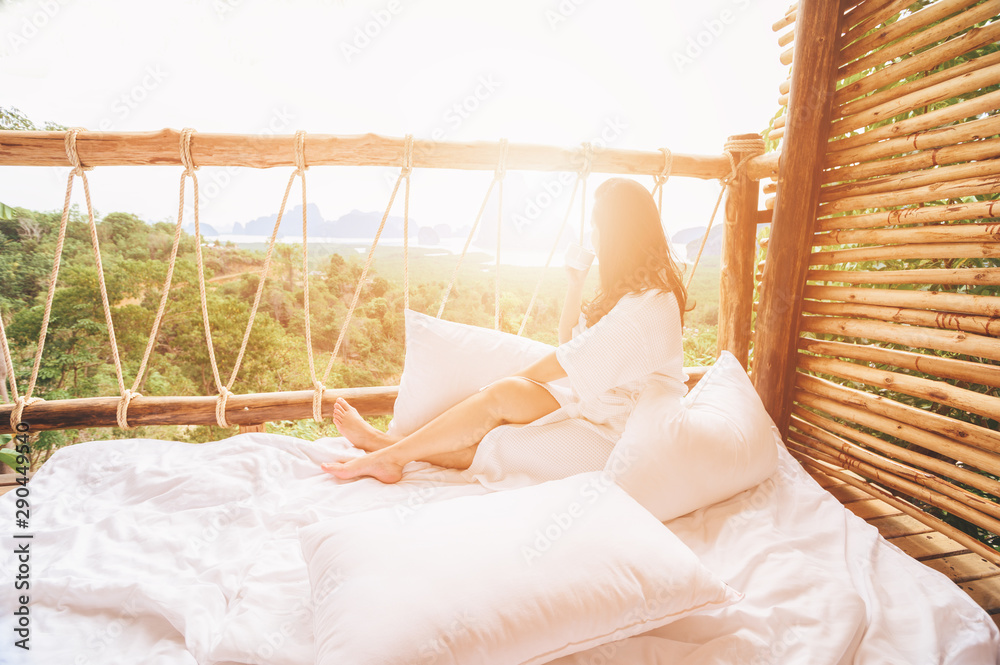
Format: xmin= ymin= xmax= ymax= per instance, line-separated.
xmin=294 ymin=130 xmax=308 ymax=175
xmin=721 ymin=137 xmax=766 ymax=185
xmin=400 ymin=134 xmax=414 ymax=177
xmin=215 ymin=387 xmax=233 ymax=429
xmin=116 ymin=389 xmax=142 ymax=430
xmin=180 ymin=128 xmax=199 ymax=175
xmin=578 ymin=142 xmax=593 ymax=180
xmin=654 ymin=148 xmax=673 ymax=186
xmin=10 ymin=396 xmax=42 ymax=432
xmin=494 ymin=138 xmax=510 ymax=181
xmin=311 ymin=381 xmax=326 ymax=423
xmin=64 ymin=128 xmax=93 ymax=176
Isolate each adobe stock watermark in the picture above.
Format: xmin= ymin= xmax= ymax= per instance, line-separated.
xmin=520 ymin=454 xmax=637 ymax=566
xmin=247 ymin=566 xmax=346 ymax=663
xmin=340 ymin=0 xmax=403 ymax=63
xmin=511 ymin=116 xmax=628 ymax=234
xmin=182 ymin=107 xmax=296 ymax=218
xmin=417 ymin=609 xmax=481 ymax=664
xmin=673 ymin=0 xmax=751 ymax=73
xmin=381 ymin=73 xmax=502 ymax=191
xmin=1 ymin=0 xmax=68 ymax=58
xmin=92 ymin=64 xmax=168 ymax=131
xmin=71 ymin=588 xmax=143 ymax=665
xmin=545 ymin=0 xmax=588 ymax=31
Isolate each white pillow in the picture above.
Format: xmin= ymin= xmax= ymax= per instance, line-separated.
xmin=388 ymin=308 xmax=571 ymax=437
xmin=606 ymin=351 xmax=780 ymax=522
xmin=299 ymin=471 xmax=743 ymax=665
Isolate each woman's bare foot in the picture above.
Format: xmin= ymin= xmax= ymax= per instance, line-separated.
xmin=321 ymin=452 xmax=404 ymax=484
xmin=333 ymin=397 xmax=395 ymax=452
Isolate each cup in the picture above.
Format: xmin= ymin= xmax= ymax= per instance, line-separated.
xmin=564 ymin=241 xmax=595 ymax=272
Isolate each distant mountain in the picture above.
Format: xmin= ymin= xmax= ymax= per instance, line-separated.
xmin=183 ymin=222 xmax=220 ymax=237
xmin=682 ymin=225 xmax=723 ymax=261
xmin=219 ymin=204 xmax=424 ymax=239
xmin=671 ymin=226 xmax=709 ymax=245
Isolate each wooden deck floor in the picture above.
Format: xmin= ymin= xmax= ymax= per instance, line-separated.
xmin=3 ymin=467 xmax=999 ymax=628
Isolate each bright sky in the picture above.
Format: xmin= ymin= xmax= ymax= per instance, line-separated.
xmin=0 ymin=0 xmax=789 ymax=247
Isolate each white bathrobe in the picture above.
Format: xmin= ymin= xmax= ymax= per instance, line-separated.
xmin=462 ymin=287 xmax=688 ymax=489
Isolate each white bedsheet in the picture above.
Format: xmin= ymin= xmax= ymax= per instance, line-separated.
xmin=0 ymin=432 xmax=996 ymax=664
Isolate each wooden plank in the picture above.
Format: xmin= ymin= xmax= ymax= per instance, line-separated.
xmin=846 ymin=498 xmax=904 ymax=520
xmin=923 ymin=554 xmax=1000 ymax=585
xmin=892 ymin=531 xmax=970 ymax=561
xmin=828 ymin=484 xmax=874 ymax=504
xmin=958 ymin=577 xmax=1000 ymax=613
xmin=753 ymin=0 xmax=842 ymax=436
xmin=0 ymin=130 xmax=732 ymax=179
xmin=807 ymin=469 xmax=845 ymax=489
xmin=869 ymin=513 xmax=935 ymax=540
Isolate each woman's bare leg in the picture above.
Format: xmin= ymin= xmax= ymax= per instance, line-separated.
xmin=331 ymin=399 xmax=475 ymax=467
xmin=320 ymin=377 xmax=560 ymax=483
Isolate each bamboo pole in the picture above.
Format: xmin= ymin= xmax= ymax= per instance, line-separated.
xmin=821 ymin=156 xmax=1000 ymax=202
xmin=0 ymin=371 xmax=709 ymax=434
xmin=791 ymin=452 xmax=1000 ymax=568
xmin=839 ymin=0 xmax=1000 ymax=81
xmin=835 ymin=21 xmax=1000 ymax=111
xmin=814 ymin=221 xmax=1000 ymax=247
xmin=797 ymin=336 xmax=1000 ymax=390
xmin=836 ymin=47 xmax=1000 ymax=122
xmin=792 ymin=405 xmax=1000 ymax=500
xmin=825 ymin=113 xmax=1000 ymax=171
xmin=773 ymin=11 xmax=796 ymax=32
xmin=0 ymin=386 xmax=398 ymax=435
xmin=817 ymin=174 xmax=1000 ymax=216
xmin=778 ymin=28 xmax=795 ymax=48
xmin=718 ymin=134 xmax=762 ymax=369
xmin=807 ymin=267 xmax=1000 ymax=286
xmin=792 ymin=416 xmax=1000 ymax=526
xmin=822 ymin=136 xmax=1000 ymax=186
xmin=826 ymin=88 xmax=1000 ymax=155
xmin=785 ymin=437 xmax=1000 ymax=543
xmin=808 ymin=241 xmax=1000 ymax=265
xmin=800 ymin=299 xmax=1000 ymax=337
xmin=797 ymin=352 xmax=1000 ymax=421
xmin=793 ymin=384 xmax=1000 ymax=476
xmin=814 ymin=199 xmax=1000 ymax=232
xmin=0 ymin=130 xmax=732 ymax=179
xmin=800 ymin=309 xmax=1000 ymax=360
xmin=839 ymin=0 xmax=984 ymax=73
xmin=795 ymin=371 xmax=1000 ymax=457
xmin=754 ymin=0 xmax=842 ymax=436
xmin=839 ymin=0 xmax=922 ymax=54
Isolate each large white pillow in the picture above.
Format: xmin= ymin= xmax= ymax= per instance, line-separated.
xmin=606 ymin=351 xmax=780 ymax=522
xmin=387 ymin=308 xmax=571 ymax=437
xmin=299 ymin=471 xmax=742 ymax=665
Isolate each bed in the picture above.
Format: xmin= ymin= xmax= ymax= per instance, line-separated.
xmin=1 ymin=420 xmax=997 ymax=664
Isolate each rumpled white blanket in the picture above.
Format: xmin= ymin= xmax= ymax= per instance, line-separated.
xmin=0 ymin=432 xmax=996 ymax=664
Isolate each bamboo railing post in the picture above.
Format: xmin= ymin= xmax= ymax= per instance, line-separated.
xmin=753 ymin=0 xmax=841 ymax=436
xmin=718 ymin=133 xmax=762 ymax=370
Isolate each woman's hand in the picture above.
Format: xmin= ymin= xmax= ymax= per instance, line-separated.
xmin=564 ymin=263 xmax=590 ymax=286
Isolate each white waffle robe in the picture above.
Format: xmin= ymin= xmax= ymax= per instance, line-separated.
xmin=462 ymin=288 xmax=688 ymax=490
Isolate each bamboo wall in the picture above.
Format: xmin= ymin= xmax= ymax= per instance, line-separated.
xmin=761 ymin=0 xmax=1000 ymax=562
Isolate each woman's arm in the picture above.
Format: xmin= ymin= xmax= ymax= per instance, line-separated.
xmin=558 ymin=267 xmax=588 ymax=344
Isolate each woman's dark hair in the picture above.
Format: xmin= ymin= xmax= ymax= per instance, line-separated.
xmin=580 ymin=177 xmax=688 ymax=328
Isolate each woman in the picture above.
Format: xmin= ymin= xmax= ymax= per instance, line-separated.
xmin=321 ymin=177 xmax=689 ymax=486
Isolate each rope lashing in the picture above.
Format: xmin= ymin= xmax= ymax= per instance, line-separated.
xmin=516 ymin=169 xmax=586 ymax=337
xmin=116 ymin=389 xmax=141 ymax=430
xmin=494 ymin=138 xmax=510 ymax=331
xmin=9 ymin=397 xmax=41 ymax=432
xmin=436 ymin=138 xmax=512 ymax=320
xmin=216 ymin=387 xmax=233 ymax=429
xmin=186 ymin=127 xmax=292 ymax=428
xmin=684 ymin=137 xmax=766 ymax=291
xmin=318 ymin=134 xmax=414 ymax=405
xmin=578 ymin=142 xmax=593 ymax=245
xmin=401 ymin=134 xmax=413 ymax=312
xmin=652 ymin=148 xmax=673 ymax=216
